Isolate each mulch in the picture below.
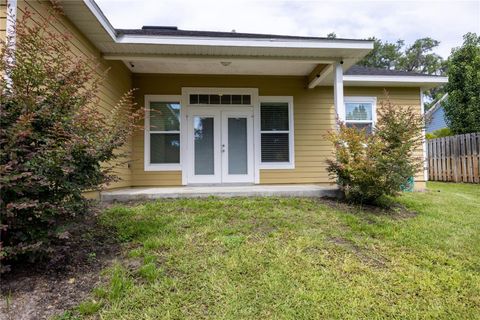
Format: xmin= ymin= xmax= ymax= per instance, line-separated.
xmin=0 ymin=212 xmax=120 ymax=320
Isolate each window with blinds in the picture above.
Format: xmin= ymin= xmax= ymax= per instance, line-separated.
xmin=260 ymin=102 xmax=291 ymax=163
xmin=148 ymin=101 xmax=181 ymax=164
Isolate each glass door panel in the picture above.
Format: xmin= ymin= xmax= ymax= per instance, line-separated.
xmin=227 ymin=117 xmax=248 ymax=174
xmin=221 ymin=110 xmax=254 ymax=183
xmin=187 ymin=108 xmax=221 ymax=183
xmin=194 ymin=117 xmax=215 ymax=175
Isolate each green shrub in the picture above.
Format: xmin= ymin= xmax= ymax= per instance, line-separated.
xmin=0 ymin=8 xmax=140 ymax=271
xmin=426 ymin=127 xmax=453 ymax=139
xmin=326 ymin=96 xmax=423 ymax=204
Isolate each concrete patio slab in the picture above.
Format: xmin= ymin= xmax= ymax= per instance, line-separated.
xmin=101 ymin=184 xmax=340 ymax=202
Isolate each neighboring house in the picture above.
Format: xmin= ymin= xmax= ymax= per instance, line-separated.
xmin=1 ymin=0 xmax=447 ymax=194
xmin=426 ymin=94 xmax=449 ymax=133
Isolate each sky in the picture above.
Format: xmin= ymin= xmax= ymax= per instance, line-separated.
xmin=96 ymin=0 xmax=480 ymax=59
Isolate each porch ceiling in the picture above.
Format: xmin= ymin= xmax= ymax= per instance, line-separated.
xmin=110 ymin=56 xmax=332 ymax=77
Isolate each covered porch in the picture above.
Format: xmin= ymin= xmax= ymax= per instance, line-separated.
xmin=101 ymin=184 xmax=340 ymax=202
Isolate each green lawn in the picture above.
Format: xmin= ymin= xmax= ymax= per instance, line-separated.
xmin=79 ymin=182 xmax=479 ymax=319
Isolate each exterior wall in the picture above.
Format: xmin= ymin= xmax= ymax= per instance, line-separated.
xmin=427 ymin=106 xmax=447 ymax=132
xmin=344 ymin=87 xmax=425 ymax=186
xmin=0 ymin=0 xmax=6 ymax=47
xmin=132 ymin=74 xmax=334 ymax=186
xmin=132 ymin=74 xmax=425 ymax=187
xmin=16 ymin=0 xmax=133 ymax=190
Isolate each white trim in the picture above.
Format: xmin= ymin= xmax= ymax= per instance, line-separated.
xmin=181 ymin=88 xmax=260 ymax=184
xmin=117 ymin=35 xmax=374 ymax=50
xmin=343 ymin=96 xmax=377 ymax=128
xmin=258 ymin=96 xmax=295 ymax=170
xmin=144 ymin=95 xmax=182 ymax=171
xmin=344 ymin=75 xmax=448 ymax=85
xmin=420 ymin=89 xmax=428 ymax=182
xmin=334 ymin=63 xmax=345 ymax=124
xmin=182 ymin=87 xmax=259 ymax=97
xmin=103 ymin=54 xmax=335 ymax=64
xmin=83 ymin=0 xmax=117 ymax=41
xmin=308 ymin=64 xmax=334 ymax=89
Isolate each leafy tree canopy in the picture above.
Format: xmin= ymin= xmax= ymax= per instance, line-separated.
xmin=358 ymin=37 xmax=446 ymax=108
xmin=443 ymin=33 xmax=480 ymax=134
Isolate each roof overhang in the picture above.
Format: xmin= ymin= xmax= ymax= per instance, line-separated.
xmin=58 ymin=0 xmax=372 ymax=79
xmin=58 ymin=0 xmax=447 ymax=89
xmin=343 ymin=75 xmax=448 ymax=88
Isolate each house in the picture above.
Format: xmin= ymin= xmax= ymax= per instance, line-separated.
xmin=426 ymin=94 xmax=449 ymax=133
xmin=1 ymin=0 xmax=447 ymax=196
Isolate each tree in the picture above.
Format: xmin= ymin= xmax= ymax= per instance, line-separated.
xmin=358 ymin=37 xmax=404 ymax=70
xmin=0 ymin=8 xmax=141 ymax=269
xmin=442 ymin=33 xmax=480 ymax=134
xmin=398 ymin=38 xmax=444 ymax=75
xmin=358 ymin=37 xmax=445 ymax=109
xmin=327 ymin=32 xmax=337 ymax=39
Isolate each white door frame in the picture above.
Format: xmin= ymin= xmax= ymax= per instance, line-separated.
xmin=181 ymin=88 xmax=259 ymax=185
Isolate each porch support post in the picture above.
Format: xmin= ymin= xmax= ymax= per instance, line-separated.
xmin=420 ymin=88 xmax=428 ymax=182
xmin=333 ymin=62 xmax=345 ymax=125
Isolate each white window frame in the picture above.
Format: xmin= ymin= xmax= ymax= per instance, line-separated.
xmin=258 ymin=96 xmax=295 ymax=169
xmin=144 ymin=95 xmax=182 ymax=171
xmin=343 ymin=96 xmax=377 ymax=130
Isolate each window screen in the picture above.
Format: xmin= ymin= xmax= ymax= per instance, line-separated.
xmin=260 ymin=102 xmax=290 ymax=163
xmin=149 ymin=102 xmax=181 ymax=164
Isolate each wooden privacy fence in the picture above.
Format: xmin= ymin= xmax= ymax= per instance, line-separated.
xmin=427 ymin=133 xmax=480 ymax=183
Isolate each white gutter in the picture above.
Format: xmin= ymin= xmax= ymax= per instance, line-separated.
xmin=343 ymin=75 xmax=448 ymax=84
xmin=116 ymin=34 xmax=375 ymax=50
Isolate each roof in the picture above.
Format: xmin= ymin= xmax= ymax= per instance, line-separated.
xmin=117 ymin=26 xmax=369 ymax=43
xmin=425 ymin=93 xmax=449 ymax=118
xmin=345 ymin=65 xmax=445 ymax=77
xmin=56 ymin=0 xmax=448 ymax=87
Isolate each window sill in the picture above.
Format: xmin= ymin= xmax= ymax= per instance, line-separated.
xmin=144 ymin=164 xmax=182 ymax=172
xmin=259 ymin=163 xmax=295 ymax=170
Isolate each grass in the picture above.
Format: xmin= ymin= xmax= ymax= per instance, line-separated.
xmin=84 ymin=182 xmax=479 ymax=319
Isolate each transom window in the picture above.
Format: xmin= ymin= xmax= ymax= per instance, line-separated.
xmin=145 ymin=95 xmax=182 ymax=171
xmin=344 ymin=97 xmax=377 ymax=133
xmin=189 ymin=94 xmax=251 ymax=105
xmin=259 ymin=97 xmax=294 ymax=169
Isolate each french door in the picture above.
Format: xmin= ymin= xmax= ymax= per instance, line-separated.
xmin=187 ymin=107 xmax=254 ymax=184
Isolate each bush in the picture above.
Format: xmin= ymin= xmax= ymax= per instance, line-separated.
xmin=326 ymin=96 xmax=423 ymax=204
xmin=426 ymin=127 xmax=453 ymax=140
xmin=0 ymin=8 xmax=140 ymax=271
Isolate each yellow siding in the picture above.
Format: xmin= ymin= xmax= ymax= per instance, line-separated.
xmin=16 ymin=1 xmax=133 ymax=189
xmin=133 ymin=74 xmax=424 ymax=186
xmin=0 ymin=0 xmax=6 ymax=46
xmin=344 ymin=86 xmax=425 ymax=184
